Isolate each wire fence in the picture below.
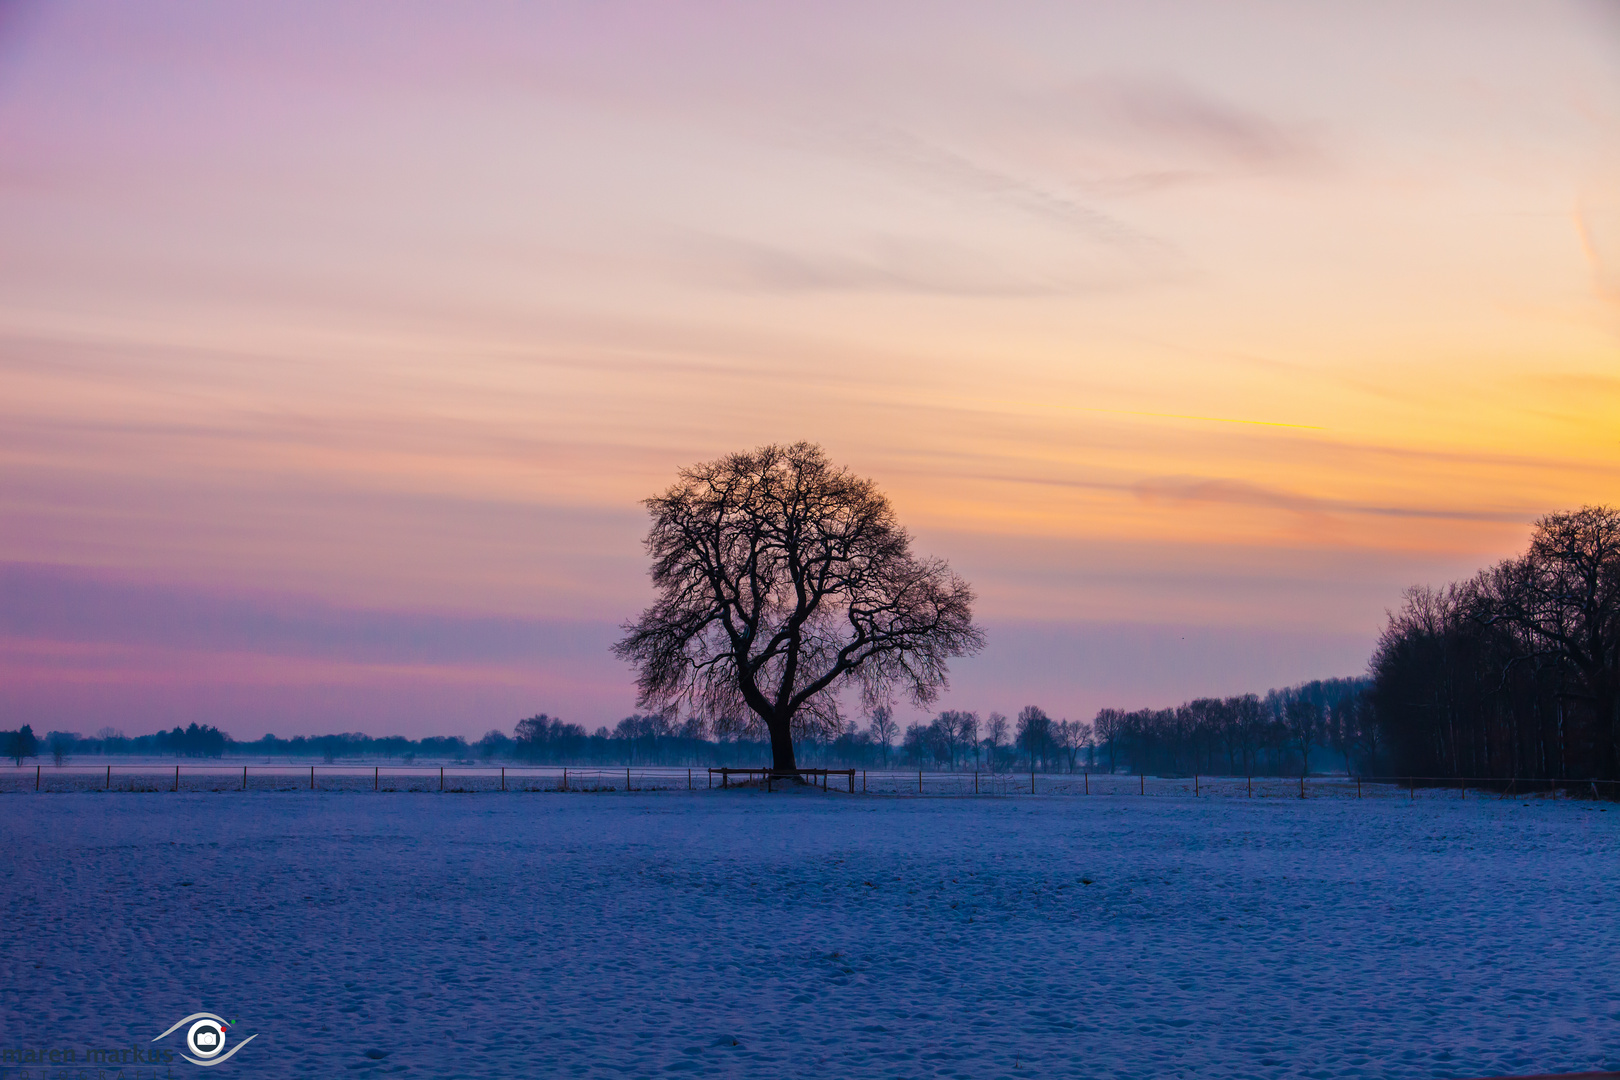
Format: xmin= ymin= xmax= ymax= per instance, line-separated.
xmin=3 ymin=763 xmax=1619 ymax=799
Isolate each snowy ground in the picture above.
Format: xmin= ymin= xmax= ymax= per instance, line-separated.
xmin=3 ymin=790 xmax=1617 ymax=1079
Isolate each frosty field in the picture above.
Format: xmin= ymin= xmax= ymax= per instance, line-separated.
xmin=3 ymin=790 xmax=1618 ymax=1079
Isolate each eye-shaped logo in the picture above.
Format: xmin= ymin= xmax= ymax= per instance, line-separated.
xmin=154 ymin=1012 xmax=257 ymax=1067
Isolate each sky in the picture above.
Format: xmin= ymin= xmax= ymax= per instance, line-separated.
xmin=2 ymin=1 xmax=1618 ymax=739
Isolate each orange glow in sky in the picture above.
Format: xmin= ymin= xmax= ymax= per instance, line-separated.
xmin=2 ymin=1 xmax=1617 ymax=735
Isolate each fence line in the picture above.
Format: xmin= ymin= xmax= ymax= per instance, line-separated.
xmin=4 ymin=763 xmax=1619 ymax=799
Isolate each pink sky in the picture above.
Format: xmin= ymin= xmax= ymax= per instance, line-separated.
xmin=2 ymin=1 xmax=1617 ymax=738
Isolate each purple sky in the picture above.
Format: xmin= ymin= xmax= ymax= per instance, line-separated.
xmin=1 ymin=1 xmax=1617 ymax=738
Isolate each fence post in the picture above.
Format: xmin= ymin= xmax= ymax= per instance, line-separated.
xmin=1031 ymin=769 xmax=1035 ymax=795
xmin=108 ymin=765 xmax=112 ymax=791
xmin=974 ymin=771 xmax=979 ymax=795
xmin=862 ymin=770 xmax=867 ymax=793
xmin=1195 ymin=774 xmax=1199 ymax=796
xmin=849 ymin=770 xmax=855 ymax=794
xmin=1410 ymin=777 xmax=1414 ymax=800
xmin=627 ymin=767 xmax=631 ymax=792
xmin=562 ymin=767 xmax=567 ymax=792
xmin=1300 ymin=775 xmax=1305 ymax=799
xmin=173 ymin=765 xmax=179 ymax=793
xmin=243 ymin=765 xmax=248 ymax=791
xmin=375 ymin=766 xmax=379 ymax=791
xmin=767 ymin=772 xmax=773 ymax=793
xmin=440 ymin=766 xmax=444 ymax=792
xmin=1140 ymin=774 xmax=1144 ymax=795
xmin=501 ymin=767 xmax=505 ymax=792
xmin=918 ymin=770 xmax=922 ymax=794
xmin=688 ymin=768 xmax=693 ymax=791
xmin=1247 ymin=775 xmax=1252 ymax=797
xmin=37 ymin=764 xmax=41 ymax=791
xmin=1084 ymin=772 xmax=1088 ymax=795
xmin=1356 ymin=777 xmax=1361 ymax=799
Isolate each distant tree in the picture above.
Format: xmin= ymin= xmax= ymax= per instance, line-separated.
xmin=48 ymin=732 xmax=72 ymax=767
xmin=1092 ymin=709 xmax=1122 ymax=773
xmin=931 ymin=710 xmax=977 ymax=768
xmin=477 ymin=730 xmax=513 ymax=760
xmin=1054 ymin=720 xmax=1089 ymax=773
xmin=985 ymin=712 xmax=1009 ymax=772
xmin=831 ymin=722 xmax=876 ymax=767
xmin=1282 ymin=698 xmax=1322 ymax=776
xmin=514 ymin=714 xmax=555 ymax=747
xmin=1232 ymin=695 xmax=1266 ymax=775
xmin=615 ymin=444 xmax=984 ymax=773
xmin=868 ymin=705 xmax=898 ymax=766
xmin=514 ymin=714 xmax=588 ymax=763
xmin=957 ymin=711 xmax=980 ymax=768
xmin=615 ymin=712 xmax=677 ymax=764
xmin=7 ymin=724 xmax=38 ymax=766
xmin=1015 ymin=706 xmax=1055 ymax=770
xmin=155 ymin=723 xmax=228 ymax=758
xmin=900 ymin=722 xmax=932 ymax=765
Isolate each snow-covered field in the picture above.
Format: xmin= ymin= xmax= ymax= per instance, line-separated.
xmin=3 ymin=790 xmax=1617 ymax=1079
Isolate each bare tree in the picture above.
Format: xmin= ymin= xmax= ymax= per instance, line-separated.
xmin=1054 ymin=720 xmax=1089 ymax=772
xmin=1485 ymin=506 xmax=1620 ymax=774
xmin=1015 ymin=706 xmax=1054 ymax=770
xmin=1282 ymin=698 xmax=1322 ymax=776
xmin=934 ymin=710 xmax=978 ymax=768
xmin=985 ymin=712 xmax=1009 ymax=771
xmin=958 ymin=711 xmax=980 ymax=769
xmin=615 ymin=444 xmax=984 ymax=774
xmin=1092 ymin=709 xmax=1122 ymax=773
xmin=868 ymin=705 xmax=898 ymax=766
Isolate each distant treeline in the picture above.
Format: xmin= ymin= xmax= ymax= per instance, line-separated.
xmin=1369 ymin=506 xmax=1620 ymax=782
xmin=5 ymin=685 xmax=1370 ymax=775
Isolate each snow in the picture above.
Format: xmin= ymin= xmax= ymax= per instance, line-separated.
xmin=3 ymin=788 xmax=1618 ymax=1078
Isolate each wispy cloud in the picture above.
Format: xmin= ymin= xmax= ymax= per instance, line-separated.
xmin=688 ymin=235 xmax=1080 ymax=296
xmin=840 ymin=124 xmax=1167 ymax=243
xmin=1071 ymin=77 xmax=1324 ymax=173
xmin=960 ymin=471 xmax=1535 ymax=526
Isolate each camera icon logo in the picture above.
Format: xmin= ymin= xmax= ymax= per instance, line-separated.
xmin=154 ymin=1011 xmax=257 ymax=1067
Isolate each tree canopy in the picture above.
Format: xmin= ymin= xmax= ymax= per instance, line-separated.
xmin=614 ymin=443 xmax=984 ymax=773
xmin=1370 ymin=505 xmax=1620 ymax=779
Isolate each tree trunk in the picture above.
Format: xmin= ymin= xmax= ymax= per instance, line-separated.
xmin=767 ymin=717 xmax=799 ymax=774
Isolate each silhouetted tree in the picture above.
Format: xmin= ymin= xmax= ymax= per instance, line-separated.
xmin=958 ymin=711 xmax=981 ymax=768
xmin=7 ymin=724 xmax=37 ymax=766
xmin=1485 ymin=506 xmax=1620 ymax=775
xmin=1054 ymin=719 xmax=1089 ymax=772
xmin=1093 ymin=709 xmax=1123 ymax=773
xmin=1282 ymin=698 xmax=1322 ymax=776
xmin=614 ymin=443 xmax=984 ymax=774
xmin=1370 ymin=506 xmax=1620 ymax=781
xmin=985 ymin=712 xmax=1009 ymax=772
xmin=1016 ymin=706 xmax=1055 ymax=769
xmin=867 ymin=705 xmax=898 ymax=766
